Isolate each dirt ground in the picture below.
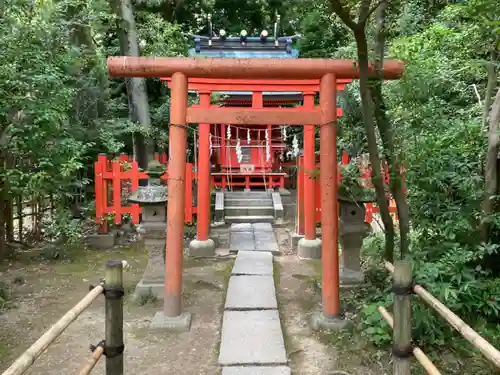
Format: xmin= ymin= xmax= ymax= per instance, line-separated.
xmin=0 ymin=244 xmax=231 ymax=375
xmin=1 ymin=226 xmax=476 ymax=375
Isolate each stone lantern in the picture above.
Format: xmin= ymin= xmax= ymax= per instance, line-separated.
xmin=129 ymin=159 xmax=168 ymax=299
xmin=339 ymin=197 xmax=371 ymax=285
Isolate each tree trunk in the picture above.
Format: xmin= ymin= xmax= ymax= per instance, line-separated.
xmin=482 ymin=63 xmax=498 ymax=133
xmin=67 ymin=3 xmax=106 ymax=124
xmin=354 ymin=29 xmax=395 ymax=262
xmin=0 ymin=153 xmax=7 ymax=262
xmin=111 ymin=0 xmax=154 ymax=171
xmin=481 ymin=88 xmax=500 ymax=241
xmin=370 ymin=1 xmax=410 ymax=259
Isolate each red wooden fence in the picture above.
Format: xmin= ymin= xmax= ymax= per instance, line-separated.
xmin=94 ymin=153 xmax=196 ymax=233
xmin=299 ymin=152 xmax=405 ymax=224
xmin=95 ymin=151 xmax=405 ymax=231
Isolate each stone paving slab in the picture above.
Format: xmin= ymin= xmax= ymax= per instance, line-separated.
xmin=218 ymin=310 xmax=287 ymax=366
xmin=232 ymin=251 xmax=273 ymax=275
xmin=252 ymin=222 xmax=274 ymax=232
xmin=254 ymin=231 xmax=279 ymax=252
xmin=225 ymin=275 xmax=277 ymax=310
xmin=254 ymin=230 xmax=276 ymax=241
xmin=230 ymin=223 xmax=253 ymax=232
xmin=230 ymin=232 xmax=255 ymax=251
xmin=222 ymin=366 xmax=291 ymax=375
xmin=254 ymin=240 xmax=279 ymax=252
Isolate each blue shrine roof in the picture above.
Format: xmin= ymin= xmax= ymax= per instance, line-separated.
xmin=188 ymin=35 xmax=301 ymax=97
xmin=188 ymin=47 xmax=299 ymax=59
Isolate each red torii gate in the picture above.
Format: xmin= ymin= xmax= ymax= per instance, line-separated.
xmin=107 ymin=56 xmax=404 ymax=330
xmin=160 ymin=76 xmax=351 ymax=251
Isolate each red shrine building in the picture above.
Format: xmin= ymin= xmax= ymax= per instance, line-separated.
xmin=164 ymin=26 xmax=305 ymax=191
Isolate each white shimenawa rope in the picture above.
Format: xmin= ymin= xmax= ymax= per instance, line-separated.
xmin=265 ymin=128 xmax=271 ymax=162
xmin=292 ymin=134 xmax=299 ymax=157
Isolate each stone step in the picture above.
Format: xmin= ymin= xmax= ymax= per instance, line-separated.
xmin=224 ymin=199 xmax=273 ymax=207
xmin=225 ymin=206 xmax=274 ymax=217
xmin=225 ymin=275 xmax=277 ymax=310
xmin=225 ymin=215 xmax=274 ymax=224
xmin=229 ymin=223 xmax=273 ymax=232
xmin=218 ymin=310 xmax=287 ymax=366
xmin=222 ymin=367 xmax=291 ymax=375
xmin=225 ymin=192 xmax=272 ymax=199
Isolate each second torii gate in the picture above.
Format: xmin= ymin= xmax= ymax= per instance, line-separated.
xmin=107 ymin=56 xmax=404 ymax=331
xmin=161 ymin=76 xmax=351 ymax=260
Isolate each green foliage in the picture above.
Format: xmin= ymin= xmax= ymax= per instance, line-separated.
xmin=339 ymin=2 xmax=500 ymax=366
xmin=42 ymin=209 xmax=86 ymax=245
xmin=338 ymin=163 xmax=376 ymax=202
xmin=0 ymin=0 xmax=91 ymax=199
xmin=360 ymin=235 xmax=500 ymax=349
xmin=298 ymin=7 xmax=349 ymax=58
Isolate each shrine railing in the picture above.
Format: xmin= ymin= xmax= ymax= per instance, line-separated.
xmin=1 ymin=261 xmax=124 ymax=375
xmin=380 ymin=261 xmax=500 ymax=374
xmin=294 ymin=152 xmax=405 ymax=224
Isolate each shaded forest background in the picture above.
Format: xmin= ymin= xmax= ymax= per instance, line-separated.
xmin=1 ymin=0 xmax=500 ymax=371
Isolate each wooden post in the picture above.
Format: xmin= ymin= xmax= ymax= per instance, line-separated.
xmin=393 ymin=261 xmax=413 ymax=375
xmin=104 ymin=260 xmax=124 ymax=375
xmin=165 ymin=72 xmax=188 ymax=318
xmin=319 ymin=73 xmax=340 ymax=317
xmin=302 ymin=93 xmax=316 ymax=241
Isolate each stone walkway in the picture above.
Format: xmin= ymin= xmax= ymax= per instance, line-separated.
xmin=219 ymin=223 xmax=290 ymax=375
xmin=229 ymin=223 xmax=280 ymax=253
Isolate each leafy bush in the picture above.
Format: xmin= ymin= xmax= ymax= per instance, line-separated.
xmin=360 ymin=233 xmax=500 ymax=349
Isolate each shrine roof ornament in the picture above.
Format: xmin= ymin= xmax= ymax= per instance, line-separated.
xmin=187 ymin=14 xmax=301 ymax=98
xmin=188 ymin=13 xmax=299 ymax=59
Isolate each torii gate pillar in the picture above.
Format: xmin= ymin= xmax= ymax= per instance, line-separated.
xmin=189 ymin=91 xmax=216 ymax=257
xmin=298 ymin=93 xmax=321 ymax=259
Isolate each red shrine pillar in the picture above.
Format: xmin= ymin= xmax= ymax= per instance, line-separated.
xmin=316 ymin=73 xmax=342 ymax=325
xmin=157 ymin=72 xmax=192 ymax=331
xmin=189 ymin=91 xmax=215 ymax=257
xmin=297 ymin=92 xmax=321 ymax=259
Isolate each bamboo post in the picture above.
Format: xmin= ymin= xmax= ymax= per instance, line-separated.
xmin=393 ymin=261 xmax=413 ymax=375
xmin=385 ymin=261 xmax=500 ymax=368
xmin=104 ymin=260 xmax=124 ymax=375
xmin=1 ymin=285 xmax=104 ymax=375
xmin=378 ymin=307 xmax=441 ymax=375
xmin=78 ymin=346 xmax=104 ymax=375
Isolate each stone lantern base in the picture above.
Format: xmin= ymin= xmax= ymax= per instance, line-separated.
xmin=340 ymin=232 xmax=366 ymax=284
xmin=134 ymin=224 xmax=166 ymax=300
xmin=339 ymin=199 xmax=370 ymax=285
